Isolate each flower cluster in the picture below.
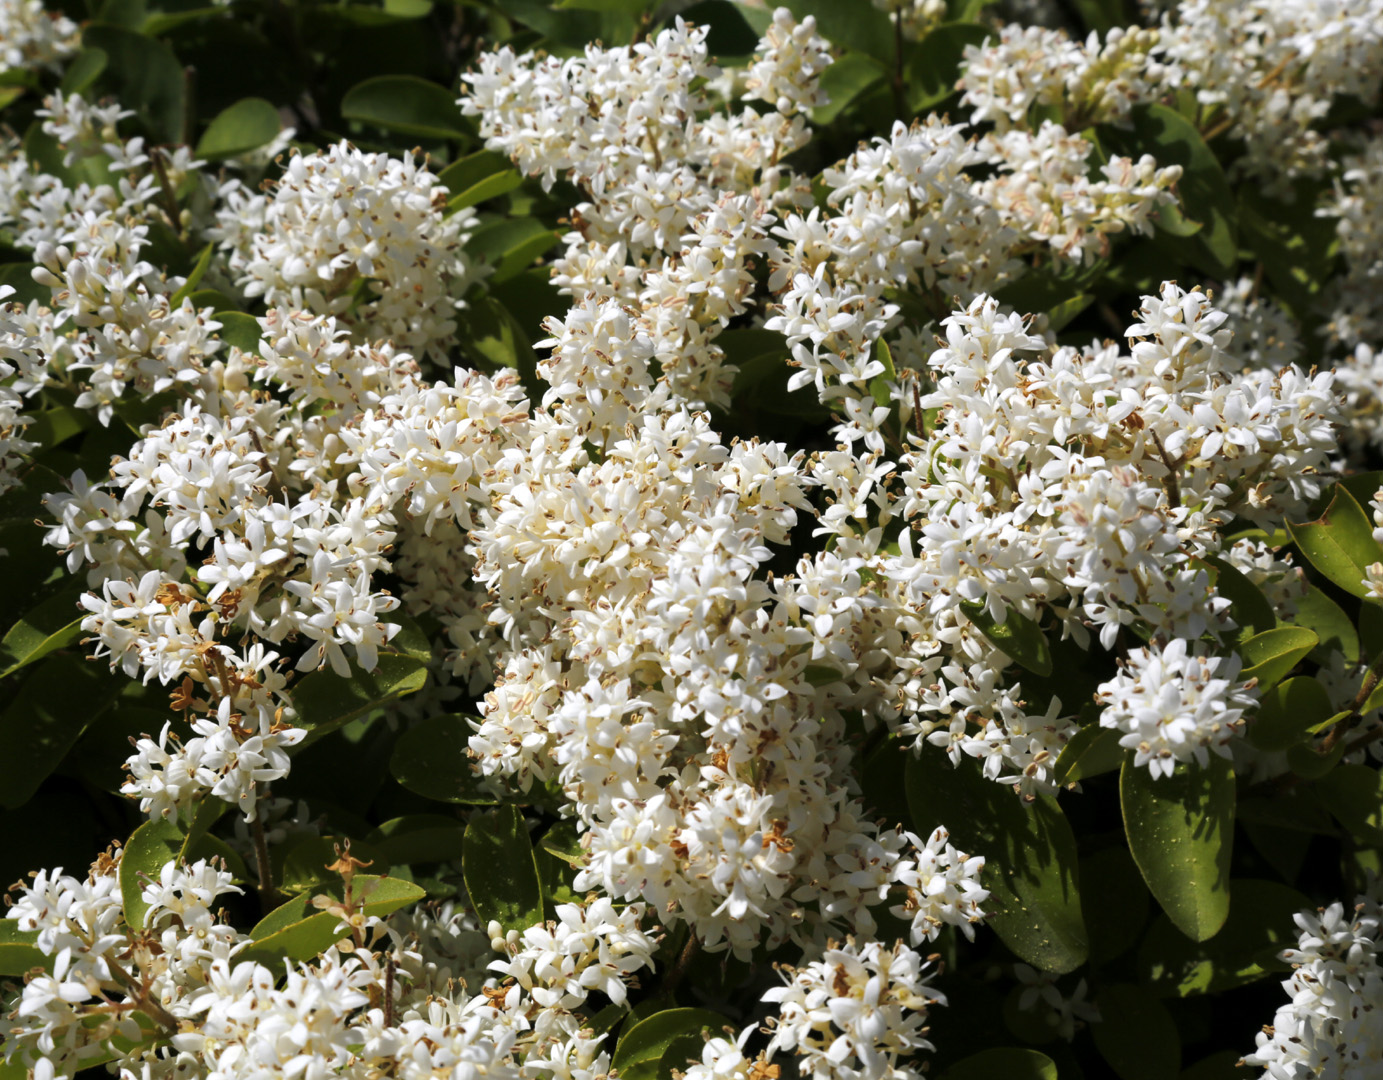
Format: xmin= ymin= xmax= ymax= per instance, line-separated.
xmin=1243 ymin=886 xmax=1383 ymax=1078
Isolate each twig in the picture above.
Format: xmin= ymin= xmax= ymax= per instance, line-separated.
xmin=892 ymin=9 xmax=906 ymax=121
xmin=660 ymin=932 xmax=701 ymax=995
xmin=1321 ymin=650 xmax=1383 ymax=754
xmin=250 ymin=791 xmax=279 ymax=915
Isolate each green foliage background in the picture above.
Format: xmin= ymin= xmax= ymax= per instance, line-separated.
xmin=1 ymin=1 xmax=1380 ymax=1078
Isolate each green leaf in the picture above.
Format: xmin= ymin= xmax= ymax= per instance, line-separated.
xmin=463 ymin=805 xmax=543 ymax=933
xmin=120 ymin=818 xmax=184 ymax=931
xmin=906 ymin=752 xmax=1087 ymax=973
xmin=1091 ymin=984 xmax=1180 ymax=1080
xmin=811 ymin=52 xmax=886 ymax=125
xmin=0 ymin=582 xmax=85 ymax=678
xmin=280 ymin=835 xmax=389 ymax=894
xmin=468 ymin=218 xmax=559 ymax=284
xmin=367 ymin=815 xmax=468 ymax=866
xmin=215 ymin=310 xmax=264 ymax=356
xmin=0 ymin=654 xmax=111 ymax=809
xmin=1081 ymin=846 xmax=1150 ymax=964
xmin=0 ymin=921 xmax=50 ymax=976
xmin=83 ymin=24 xmax=185 ymax=143
xmin=1052 ymin=724 xmax=1124 ymax=784
xmin=170 ymin=242 xmax=214 ymax=307
xmin=59 ymin=49 xmax=108 ymax=96
xmin=1316 ymin=764 xmax=1383 ymax=846
xmin=677 ymin=1 xmax=763 ymax=58
xmin=0 ymin=262 xmax=46 ymax=307
xmin=906 ymin=22 xmax=991 ymax=111
xmin=1294 ymin=584 xmax=1360 ymax=664
xmin=782 ymin=0 xmax=894 ymax=61
xmin=290 ymin=615 xmax=430 ymax=735
xmin=390 ymin=714 xmax=500 ymax=804
xmin=242 ymin=875 xmax=426 ymax=963
xmin=613 ymin=1008 xmax=725 ymax=1080
xmin=1201 ymin=556 xmax=1276 ymax=637
xmin=1098 ymin=104 xmax=1238 ymax=276
xmin=1121 ymin=754 xmax=1234 ymax=942
xmin=1238 ymin=626 xmax=1318 ymax=690
xmin=196 ymin=97 xmax=281 ymax=161
xmin=341 ymin=75 xmax=471 ymax=140
xmin=457 ymin=294 xmax=539 ymax=397
xmin=938 ymin=1048 xmax=1057 ymax=1080
xmin=439 ymin=150 xmax=523 ymax=212
xmin=959 ymin=599 xmax=1052 ymax=677
xmin=1138 ymin=880 xmax=1308 ymax=997
xmin=1247 ymin=677 xmax=1335 ymax=753
xmin=1286 ymin=738 xmax=1347 ymax=780
xmin=1287 ymin=486 xmax=1383 ymax=600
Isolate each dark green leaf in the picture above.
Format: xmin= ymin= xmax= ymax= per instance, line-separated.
xmin=1081 ymin=845 xmax=1150 ymax=964
xmin=1091 ymin=984 xmax=1180 ymax=1080
xmin=1238 ymin=626 xmax=1318 ymax=690
xmin=1316 ymin=764 xmax=1383 ymax=846
xmin=938 ymin=1048 xmax=1057 ymax=1080
xmin=0 ymin=654 xmax=111 ymax=809
xmin=1247 ymin=677 xmax=1334 ymax=753
xmin=390 ymin=713 xmax=500 ymax=804
xmin=439 ymin=150 xmax=523 ymax=212
xmin=0 ymin=582 xmax=85 ymax=678
xmin=341 ymin=75 xmax=470 ymax=140
xmin=290 ymin=614 xmax=430 ymax=735
xmin=215 ymin=311 xmax=264 ymax=356
xmin=811 ymin=52 xmax=887 ymax=125
xmin=959 ymin=599 xmax=1052 ymax=677
xmin=463 ymin=805 xmax=543 ymax=933
xmin=1287 ymin=486 xmax=1383 ymax=600
xmin=59 ymin=49 xmax=108 ymax=96
xmin=906 ymin=22 xmax=991 ymax=111
xmin=1053 ymin=724 xmax=1125 ymax=785
xmin=614 ymin=1008 xmax=725 ymax=1080
xmin=170 ymin=243 xmax=214 ymax=307
xmin=907 ymin=752 xmax=1087 ymax=973
xmin=1293 ymin=584 xmax=1360 ymax=664
xmin=120 ymin=818 xmax=184 ymax=931
xmin=1098 ymin=104 xmax=1237 ymax=276
xmin=468 ymin=218 xmax=559 ymax=284
xmin=367 ymin=815 xmax=467 ymax=866
xmin=1121 ymin=754 xmax=1233 ymax=942
xmin=83 ymin=24 xmax=186 ymax=143
xmin=0 ymin=921 xmax=49 ymax=976
xmin=243 ymin=875 xmax=426 ymax=963
xmin=1201 ymin=556 xmax=1276 ymax=637
xmin=1137 ymin=880 xmax=1308 ymax=997
xmin=196 ymin=97 xmax=281 ymax=161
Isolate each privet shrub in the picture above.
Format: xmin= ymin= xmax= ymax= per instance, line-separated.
xmin=1 ymin=0 xmax=1382 ymax=1077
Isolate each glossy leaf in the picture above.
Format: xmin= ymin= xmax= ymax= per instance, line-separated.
xmin=196 ymin=96 xmax=281 ymax=161
xmin=0 ymin=582 xmax=85 ymax=678
xmin=120 ymin=818 xmax=184 ymax=931
xmin=439 ymin=149 xmax=523 ymax=212
xmin=215 ymin=311 xmax=264 ymax=356
xmin=468 ymin=218 xmax=559 ymax=284
xmin=290 ymin=614 xmax=431 ymax=735
xmin=242 ymin=875 xmax=426 ymax=963
xmin=1287 ymin=486 xmax=1383 ymax=600
xmin=0 ymin=654 xmax=111 ymax=809
xmin=1052 ymin=724 xmax=1125 ymax=784
xmin=1138 ymin=880 xmax=1308 ymax=997
xmin=906 ymin=22 xmax=991 ymax=111
xmin=463 ymin=805 xmax=543 ymax=933
xmin=613 ymin=1008 xmax=725 ymax=1080
xmin=812 ymin=52 xmax=886 ymax=125
xmin=390 ymin=713 xmax=500 ymax=804
xmin=907 ymin=751 xmax=1087 ymax=973
xmin=1121 ymin=755 xmax=1234 ymax=942
xmin=341 ymin=75 xmax=471 ymax=140
xmin=959 ymin=599 xmax=1052 ymax=677
xmin=938 ymin=1049 xmax=1057 ymax=1080
xmin=1201 ymin=556 xmax=1276 ymax=637
xmin=0 ymin=921 xmax=49 ymax=976
xmin=1091 ymin=984 xmax=1180 ymax=1080
xmin=1294 ymin=584 xmax=1360 ymax=664
xmin=1098 ymin=104 xmax=1237 ymax=275
xmin=83 ymin=24 xmax=185 ymax=143
xmin=1238 ymin=626 xmax=1318 ymax=690
xmin=1316 ymin=764 xmax=1383 ymax=846
xmin=1247 ymin=677 xmax=1335 ymax=753
xmin=170 ymin=242 xmax=214 ymax=306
